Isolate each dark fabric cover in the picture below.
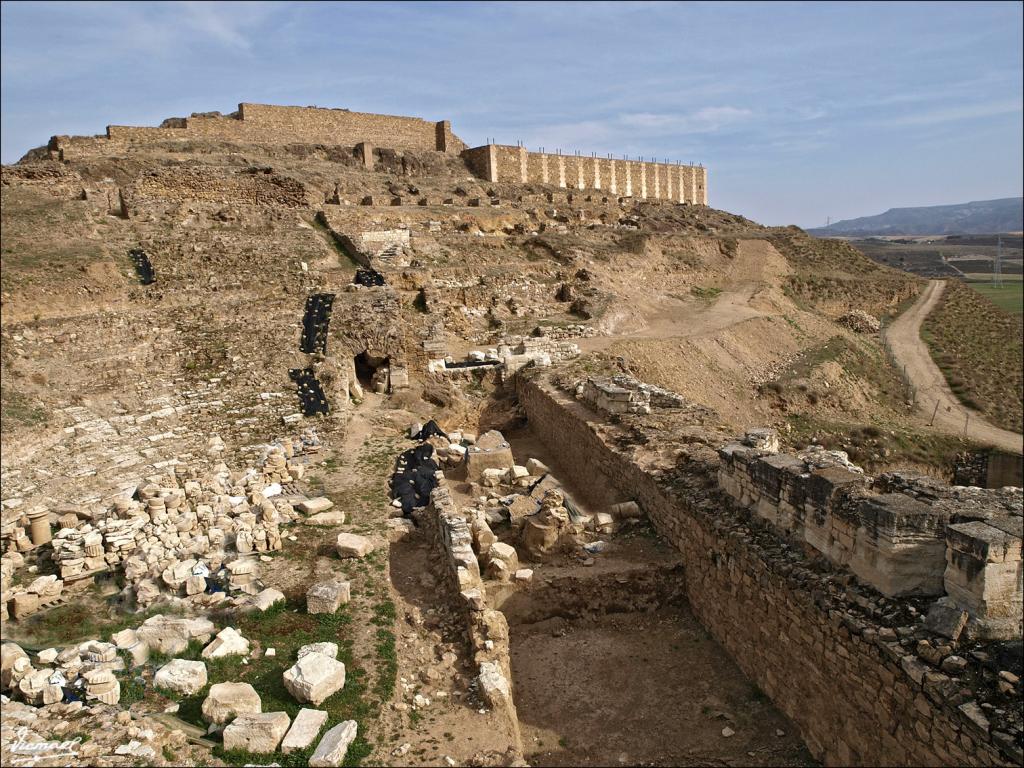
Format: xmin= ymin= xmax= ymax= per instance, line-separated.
xmin=414 ymin=420 xmax=448 ymax=441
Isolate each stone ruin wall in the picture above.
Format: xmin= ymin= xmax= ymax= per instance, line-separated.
xmin=417 ymin=478 xmax=523 ymax=759
xmin=123 ymin=168 xmax=310 ymax=209
xmin=40 ymin=102 xmax=709 ymax=205
xmin=515 ymin=374 xmax=1019 ymax=767
xmin=461 ymin=143 xmax=708 ymax=204
xmin=48 ymin=103 xmax=465 ymax=160
xmin=717 ymin=447 xmax=1022 ymax=640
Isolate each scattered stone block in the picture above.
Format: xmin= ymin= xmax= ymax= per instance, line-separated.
xmin=298 ymin=641 xmax=339 ymax=660
xmin=250 ymin=588 xmax=285 ymax=612
xmin=201 ymin=627 xmax=250 ymax=659
xmin=298 ymin=498 xmax=334 ymax=514
xmin=305 ymin=510 xmax=347 ymax=526
xmin=202 ymin=682 xmax=262 ymax=724
xmin=284 ymin=653 xmax=346 ymax=705
xmin=336 ymin=533 xmax=374 ymax=559
xmin=282 ymin=707 xmax=329 ymax=753
xmin=306 ymin=580 xmax=350 ymax=614
xmin=924 ymin=597 xmax=969 ymax=641
xmin=154 ymin=659 xmax=208 ymax=696
xmin=309 ymin=720 xmax=359 ymax=767
xmin=222 ymin=711 xmax=291 ymax=753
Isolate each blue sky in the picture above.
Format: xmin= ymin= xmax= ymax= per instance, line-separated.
xmin=2 ymin=1 xmax=1021 ymax=227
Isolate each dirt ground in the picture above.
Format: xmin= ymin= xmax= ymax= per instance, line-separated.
xmin=510 ymin=608 xmax=816 ymax=767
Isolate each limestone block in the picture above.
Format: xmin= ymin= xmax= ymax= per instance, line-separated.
xmin=201 ymin=627 xmax=250 ymax=659
xmin=507 ymin=495 xmax=539 ymax=527
xmin=222 ymin=712 xmax=291 ymax=753
xmin=297 ymin=497 xmax=334 ymax=515
xmin=488 ymin=542 xmax=519 ymax=574
xmin=201 ymin=681 xmax=262 ymax=724
xmin=154 ymin=659 xmax=208 ymax=695
xmin=336 ymin=533 xmax=374 ymax=559
xmin=298 ymin=642 xmax=339 ymax=660
xmin=250 ymin=588 xmax=285 ymax=612
xmin=478 ymin=661 xmax=511 ymax=707
xmin=2 ymin=643 xmax=30 ymax=691
xmin=306 ymin=580 xmax=350 ymax=614
xmin=465 ymin=432 xmax=515 ymax=484
xmin=282 ymin=707 xmax=329 ymax=753
xmin=309 ymin=720 xmax=358 ymax=768
xmin=944 ymin=517 xmax=1023 ymax=639
xmin=303 ymin=512 xmax=348 ymax=528
xmin=283 ymin=652 xmax=346 ymax=705
xmin=137 ymin=615 xmax=192 ymax=655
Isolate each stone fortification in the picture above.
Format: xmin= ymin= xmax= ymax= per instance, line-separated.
xmin=48 ymin=103 xmax=465 ymax=160
xmin=39 ymin=102 xmax=709 ymax=203
xmin=461 ymin=143 xmax=708 ymax=204
xmin=516 ymin=372 xmax=1022 ymax=767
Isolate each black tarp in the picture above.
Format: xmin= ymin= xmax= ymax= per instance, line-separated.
xmin=413 ymin=420 xmax=448 ymax=441
xmin=354 ymin=268 xmax=386 ymax=287
xmin=129 ymin=248 xmax=155 ymax=285
xmin=289 ymin=367 xmax=330 ymax=416
xmin=389 ymin=443 xmax=440 ymax=516
xmin=299 ymin=293 xmax=335 ymax=354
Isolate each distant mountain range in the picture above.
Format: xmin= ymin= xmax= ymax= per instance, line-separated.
xmin=808 ymin=197 xmax=1023 ymax=237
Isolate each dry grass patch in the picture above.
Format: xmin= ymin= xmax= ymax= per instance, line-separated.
xmin=922 ymin=280 xmax=1023 ymax=433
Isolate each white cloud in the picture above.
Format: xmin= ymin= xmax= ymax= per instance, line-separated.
xmin=867 ymin=99 xmax=1023 ymax=128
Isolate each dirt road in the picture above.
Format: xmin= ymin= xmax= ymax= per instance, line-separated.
xmin=886 ymin=280 xmax=1023 ymax=454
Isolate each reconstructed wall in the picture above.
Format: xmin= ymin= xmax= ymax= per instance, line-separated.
xmin=462 ymin=144 xmax=709 ymax=204
xmin=516 ymin=374 xmax=1019 ymax=767
xmin=50 ymin=103 xmax=464 ymax=159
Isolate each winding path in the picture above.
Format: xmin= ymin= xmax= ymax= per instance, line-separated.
xmin=885 ymin=280 xmax=1023 ymax=454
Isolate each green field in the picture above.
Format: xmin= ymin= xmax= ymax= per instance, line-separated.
xmin=965 ymin=279 xmax=1024 ymax=315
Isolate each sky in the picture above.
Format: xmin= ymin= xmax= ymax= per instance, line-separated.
xmin=1 ymin=1 xmax=1022 ymax=227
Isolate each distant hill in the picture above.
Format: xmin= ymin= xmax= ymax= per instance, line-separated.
xmin=808 ymin=197 xmax=1023 ymax=237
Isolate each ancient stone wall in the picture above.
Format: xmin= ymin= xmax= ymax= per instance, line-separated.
xmin=123 ymin=168 xmax=308 ymax=208
xmin=515 ymin=375 xmax=1018 ymax=767
xmin=461 ymin=144 xmax=708 ymax=204
xmin=419 ymin=480 xmax=523 ymax=758
xmin=718 ymin=446 xmax=1023 ymax=639
xmin=51 ymin=103 xmax=463 ymax=159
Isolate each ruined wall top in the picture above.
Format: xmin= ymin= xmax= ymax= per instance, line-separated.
xmin=48 ymin=102 xmax=466 ymax=157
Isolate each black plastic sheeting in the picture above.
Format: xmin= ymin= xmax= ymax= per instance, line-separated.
xmin=300 ymin=293 xmax=335 ymax=354
xmin=389 ymin=443 xmax=440 ymax=517
xmin=413 ymin=419 xmax=448 ymax=441
xmin=129 ymin=248 xmax=155 ymax=285
xmin=289 ymin=367 xmax=330 ymax=416
xmin=354 ymin=268 xmax=386 ymax=287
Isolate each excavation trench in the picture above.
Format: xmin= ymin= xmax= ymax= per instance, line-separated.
xmin=493 ymin=561 xmax=815 ymax=767
xmin=475 ymin=425 xmax=815 ymax=767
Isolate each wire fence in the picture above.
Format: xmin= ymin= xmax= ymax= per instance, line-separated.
xmin=879 ymin=317 xmax=917 ymax=406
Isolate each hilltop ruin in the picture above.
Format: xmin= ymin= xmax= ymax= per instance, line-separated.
xmin=1 ymin=102 xmax=1020 ymax=767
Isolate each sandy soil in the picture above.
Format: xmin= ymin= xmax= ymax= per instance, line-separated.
xmin=886 ymin=280 xmax=1023 ymax=454
xmin=510 ymin=608 xmax=815 ymax=767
